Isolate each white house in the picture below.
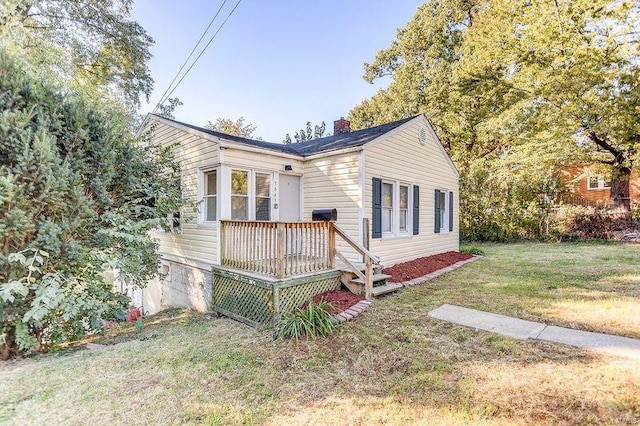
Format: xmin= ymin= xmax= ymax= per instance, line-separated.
xmin=135 ymin=114 xmax=459 ymax=323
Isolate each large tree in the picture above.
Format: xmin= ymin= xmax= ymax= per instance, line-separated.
xmin=0 ymin=0 xmax=153 ymax=110
xmin=156 ymin=97 xmax=183 ymax=120
xmin=284 ymin=121 xmax=327 ymax=144
xmin=0 ymin=50 xmax=182 ymax=358
xmin=460 ymin=0 xmax=640 ymax=210
xmin=351 ymin=0 xmax=640 ymax=210
xmin=349 ymin=0 xmax=519 ymax=168
xmin=206 ymin=117 xmax=261 ymax=139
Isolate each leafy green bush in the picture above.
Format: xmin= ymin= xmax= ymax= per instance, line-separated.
xmin=273 ymin=300 xmax=340 ymax=341
xmin=631 ymin=201 xmax=640 ymax=222
xmin=0 ymin=50 xmax=183 ymax=358
xmin=460 ymin=167 xmax=556 ymax=241
xmin=460 ymin=247 xmax=485 ymax=256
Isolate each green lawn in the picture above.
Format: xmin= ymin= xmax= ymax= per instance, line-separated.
xmin=1 ymin=243 xmax=639 ymax=425
xmin=448 ymin=242 xmax=640 ymax=338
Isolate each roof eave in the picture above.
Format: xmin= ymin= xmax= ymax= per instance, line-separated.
xmin=134 ymin=113 xmax=153 ymax=138
xmin=218 ymin=141 xmax=305 ymax=161
xmin=146 ymin=114 xmax=304 ymax=160
xmin=303 ymin=145 xmax=365 ymax=160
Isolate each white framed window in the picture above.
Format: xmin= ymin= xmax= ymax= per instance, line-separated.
xmin=203 ymin=170 xmax=217 ymax=223
xmin=399 ymin=185 xmax=409 ymax=232
xmin=382 ymin=182 xmax=394 ymax=233
xmin=434 ymin=189 xmax=453 ymax=234
xmin=255 ymin=172 xmax=271 ymax=221
xmin=200 ymin=168 xmax=274 ymax=223
xmin=587 ymin=175 xmax=611 ymax=190
xmin=438 ymin=190 xmax=446 ymax=231
xmin=231 ymin=169 xmax=249 ymax=220
xmin=375 ymin=179 xmax=414 ymax=237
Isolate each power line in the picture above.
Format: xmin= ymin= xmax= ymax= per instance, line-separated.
xmin=153 ymin=0 xmax=230 ymax=113
xmin=153 ymin=0 xmax=243 ymax=112
xmin=157 ymin=0 xmax=243 ymax=107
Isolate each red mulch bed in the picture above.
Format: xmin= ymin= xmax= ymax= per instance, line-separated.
xmin=307 ymin=252 xmax=473 ymax=312
xmin=384 ymin=251 xmax=474 ymax=283
xmin=313 ymin=290 xmax=365 ymax=314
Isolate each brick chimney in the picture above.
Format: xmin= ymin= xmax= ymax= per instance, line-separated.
xmin=334 ymin=117 xmax=351 ymax=134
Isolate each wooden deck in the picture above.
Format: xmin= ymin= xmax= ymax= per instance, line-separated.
xmin=220 ymin=220 xmax=335 ymax=277
xmin=219 ymin=220 xmax=379 ymax=299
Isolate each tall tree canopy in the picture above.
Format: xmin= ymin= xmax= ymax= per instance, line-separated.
xmin=0 ymin=0 xmax=154 ymax=110
xmin=206 ymin=117 xmax=261 ymax=139
xmin=350 ymin=0 xmax=639 ymax=210
xmin=156 ymin=97 xmax=183 ymax=120
xmin=0 ymin=50 xmax=182 ymax=358
xmin=284 ymin=121 xmax=327 ymax=144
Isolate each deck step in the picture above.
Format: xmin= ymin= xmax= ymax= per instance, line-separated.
xmin=350 ymin=273 xmax=392 ymax=285
xmin=372 ymin=283 xmax=403 ymax=296
xmin=336 ymin=259 xmax=384 ymax=274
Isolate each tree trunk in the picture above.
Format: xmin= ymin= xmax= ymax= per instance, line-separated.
xmin=0 ymin=329 xmax=16 ymax=361
xmin=610 ymin=165 xmax=631 ymax=211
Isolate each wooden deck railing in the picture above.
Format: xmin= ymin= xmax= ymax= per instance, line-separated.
xmin=220 ymin=220 xmax=378 ymax=299
xmin=220 ymin=220 xmax=335 ymax=278
xmin=332 ymin=223 xmax=379 ymax=300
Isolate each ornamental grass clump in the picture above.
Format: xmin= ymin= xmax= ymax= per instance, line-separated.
xmin=460 ymin=246 xmax=485 ymax=256
xmin=273 ymin=300 xmax=339 ymax=341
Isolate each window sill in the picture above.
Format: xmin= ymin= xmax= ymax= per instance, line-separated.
xmin=380 ymin=233 xmax=414 ymax=241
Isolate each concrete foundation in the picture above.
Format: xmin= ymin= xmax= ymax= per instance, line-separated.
xmin=131 ymin=259 xmax=213 ymax=315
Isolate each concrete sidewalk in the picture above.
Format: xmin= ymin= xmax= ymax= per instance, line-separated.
xmin=429 ymin=304 xmax=640 ymax=360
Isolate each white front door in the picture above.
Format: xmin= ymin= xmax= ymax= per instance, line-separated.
xmin=279 ymin=174 xmax=301 ymax=222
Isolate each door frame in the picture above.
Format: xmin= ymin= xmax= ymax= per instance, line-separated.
xmin=277 ymin=172 xmax=302 ymax=222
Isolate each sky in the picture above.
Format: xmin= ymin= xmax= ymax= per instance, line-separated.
xmin=132 ymin=0 xmax=423 ymax=142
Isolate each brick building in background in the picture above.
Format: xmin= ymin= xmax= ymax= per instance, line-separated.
xmin=559 ymin=164 xmax=640 ymax=207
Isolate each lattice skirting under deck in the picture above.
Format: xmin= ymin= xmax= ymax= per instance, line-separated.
xmin=212 ymin=268 xmax=341 ymax=326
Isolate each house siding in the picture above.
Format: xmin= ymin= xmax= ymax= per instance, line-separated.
xmin=133 ymin=120 xmax=228 ymax=313
xmin=140 ymin=115 xmax=461 ymax=314
xmin=146 ymin=121 xmax=221 ymax=266
xmin=223 ymin=148 xmax=304 ymax=173
xmin=303 ymin=151 xmax=362 ymax=260
xmin=147 ymin=125 xmax=306 ymax=267
xmin=364 ymin=118 xmax=459 ymax=266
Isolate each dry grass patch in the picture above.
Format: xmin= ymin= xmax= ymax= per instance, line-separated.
xmin=1 ymin=314 xmax=278 ymax=425
xmin=265 ymin=396 xmax=514 ymax=426
xmin=458 ymin=357 xmax=640 ymax=425
xmin=542 ymin=297 xmax=640 ymax=338
xmin=1 ymin=243 xmax=639 ymax=425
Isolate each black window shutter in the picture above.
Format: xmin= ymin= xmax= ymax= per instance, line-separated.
xmin=413 ymin=186 xmax=419 ymax=235
xmin=449 ymin=191 xmax=454 ymax=232
xmin=372 ymin=178 xmax=382 ymax=238
xmin=434 ymin=189 xmax=441 ymax=233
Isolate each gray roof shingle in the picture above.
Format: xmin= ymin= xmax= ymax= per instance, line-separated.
xmin=290 ymin=115 xmax=417 ymax=155
xmin=152 ymin=114 xmax=418 ymax=157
